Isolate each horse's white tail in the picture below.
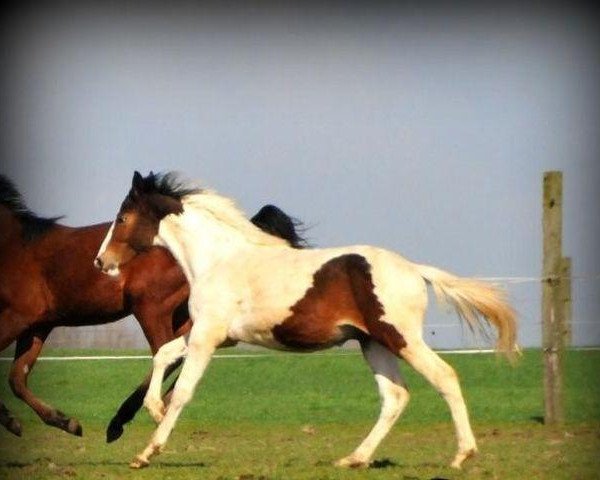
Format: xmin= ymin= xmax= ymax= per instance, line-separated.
xmin=416 ymin=264 xmax=519 ymax=361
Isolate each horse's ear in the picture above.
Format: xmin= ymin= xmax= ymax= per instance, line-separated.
xmin=131 ymin=171 xmax=144 ymax=196
xmin=132 ymin=171 xmax=143 ymax=187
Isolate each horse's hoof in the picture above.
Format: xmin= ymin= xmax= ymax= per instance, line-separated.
xmin=106 ymin=419 xmax=124 ymax=443
xmin=129 ymin=456 xmax=149 ymax=469
xmin=67 ymin=418 xmax=83 ymax=437
xmin=335 ymin=456 xmax=368 ymax=469
xmin=6 ymin=417 xmax=22 ymax=437
xmin=47 ymin=411 xmax=82 ymax=436
xmin=450 ymin=447 xmax=478 ymax=469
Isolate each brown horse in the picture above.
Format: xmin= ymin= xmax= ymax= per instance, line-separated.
xmin=0 ymin=174 xmax=305 ymax=441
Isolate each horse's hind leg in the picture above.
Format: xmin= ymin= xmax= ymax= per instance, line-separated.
xmin=336 ymin=339 xmax=410 ymax=468
xmin=9 ymin=327 xmax=83 ymax=436
xmin=401 ymin=339 xmax=477 ymax=468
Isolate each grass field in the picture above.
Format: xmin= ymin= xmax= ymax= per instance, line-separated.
xmin=0 ymin=348 xmax=598 ymax=479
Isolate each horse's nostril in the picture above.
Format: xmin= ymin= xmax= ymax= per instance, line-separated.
xmin=94 ymin=257 xmax=103 ymax=269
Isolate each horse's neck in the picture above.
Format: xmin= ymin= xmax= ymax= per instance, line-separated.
xmin=156 ymin=211 xmax=249 ymax=283
xmin=0 ymin=207 xmax=30 ymax=246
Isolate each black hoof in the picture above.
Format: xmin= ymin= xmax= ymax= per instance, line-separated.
xmin=106 ymin=419 xmax=124 ymax=443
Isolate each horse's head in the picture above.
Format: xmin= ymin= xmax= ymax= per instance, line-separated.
xmin=94 ymin=171 xmax=188 ymax=276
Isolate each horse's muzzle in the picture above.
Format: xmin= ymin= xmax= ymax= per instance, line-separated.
xmin=94 ymin=256 xmax=120 ymax=277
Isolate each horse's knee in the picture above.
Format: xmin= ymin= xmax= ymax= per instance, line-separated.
xmin=153 ymin=338 xmax=187 ymax=368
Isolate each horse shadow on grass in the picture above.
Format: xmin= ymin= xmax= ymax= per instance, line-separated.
xmin=369 ymin=458 xmax=398 ymax=469
xmin=1 ymin=461 xmax=31 ymax=468
xmin=312 ymin=458 xmax=450 ymax=480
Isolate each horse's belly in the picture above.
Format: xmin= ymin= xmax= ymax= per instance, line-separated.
xmin=227 ymin=306 xmax=358 ymax=352
xmin=226 ymin=307 xmax=287 ymax=349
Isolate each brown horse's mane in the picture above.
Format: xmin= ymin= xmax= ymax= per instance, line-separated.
xmin=0 ymin=174 xmax=63 ymax=242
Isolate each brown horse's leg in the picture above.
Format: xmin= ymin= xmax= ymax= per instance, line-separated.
xmin=0 ymin=308 xmax=37 ymax=436
xmin=9 ymin=328 xmax=83 ymax=436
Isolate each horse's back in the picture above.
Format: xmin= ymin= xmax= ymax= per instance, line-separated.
xmin=234 ymin=244 xmax=424 ymax=309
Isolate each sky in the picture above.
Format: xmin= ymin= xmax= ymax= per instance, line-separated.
xmin=1 ymin=3 xmax=598 ymax=349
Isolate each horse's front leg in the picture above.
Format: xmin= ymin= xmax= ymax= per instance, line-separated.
xmin=131 ymin=328 xmax=223 ymax=468
xmin=143 ymin=336 xmax=188 ymax=424
xmin=106 ymin=357 xmax=184 ymax=443
xmin=107 ymin=303 xmax=194 ymax=442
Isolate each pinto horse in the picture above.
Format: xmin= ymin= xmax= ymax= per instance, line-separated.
xmin=0 ymin=174 xmax=304 ymax=440
xmin=95 ymin=171 xmax=518 ymax=470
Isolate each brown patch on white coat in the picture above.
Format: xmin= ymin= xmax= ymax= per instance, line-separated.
xmin=273 ymin=254 xmax=407 ymax=353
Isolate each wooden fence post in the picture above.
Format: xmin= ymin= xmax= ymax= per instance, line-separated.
xmin=542 ymin=171 xmax=565 ymax=425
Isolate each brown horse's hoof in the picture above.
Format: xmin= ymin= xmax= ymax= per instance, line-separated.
xmin=6 ymin=417 xmax=23 ymax=437
xmin=47 ymin=411 xmax=82 ymax=437
xmin=67 ymin=418 xmax=83 ymax=437
xmin=129 ymin=456 xmax=149 ymax=469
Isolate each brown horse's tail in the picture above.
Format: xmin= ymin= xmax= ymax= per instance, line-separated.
xmin=416 ymin=264 xmax=519 ymax=362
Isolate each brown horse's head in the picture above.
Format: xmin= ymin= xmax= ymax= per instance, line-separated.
xmin=94 ymin=171 xmax=195 ymax=276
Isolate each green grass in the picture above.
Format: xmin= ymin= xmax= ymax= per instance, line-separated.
xmin=0 ymin=348 xmax=598 ymax=479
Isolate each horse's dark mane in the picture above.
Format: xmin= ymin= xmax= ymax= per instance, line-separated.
xmin=0 ymin=174 xmax=62 ymax=241
xmin=250 ymin=204 xmax=310 ymax=249
xmin=133 ymin=171 xmax=202 ymax=201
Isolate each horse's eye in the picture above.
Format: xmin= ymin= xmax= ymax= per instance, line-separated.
xmin=116 ymin=215 xmax=125 ymax=224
